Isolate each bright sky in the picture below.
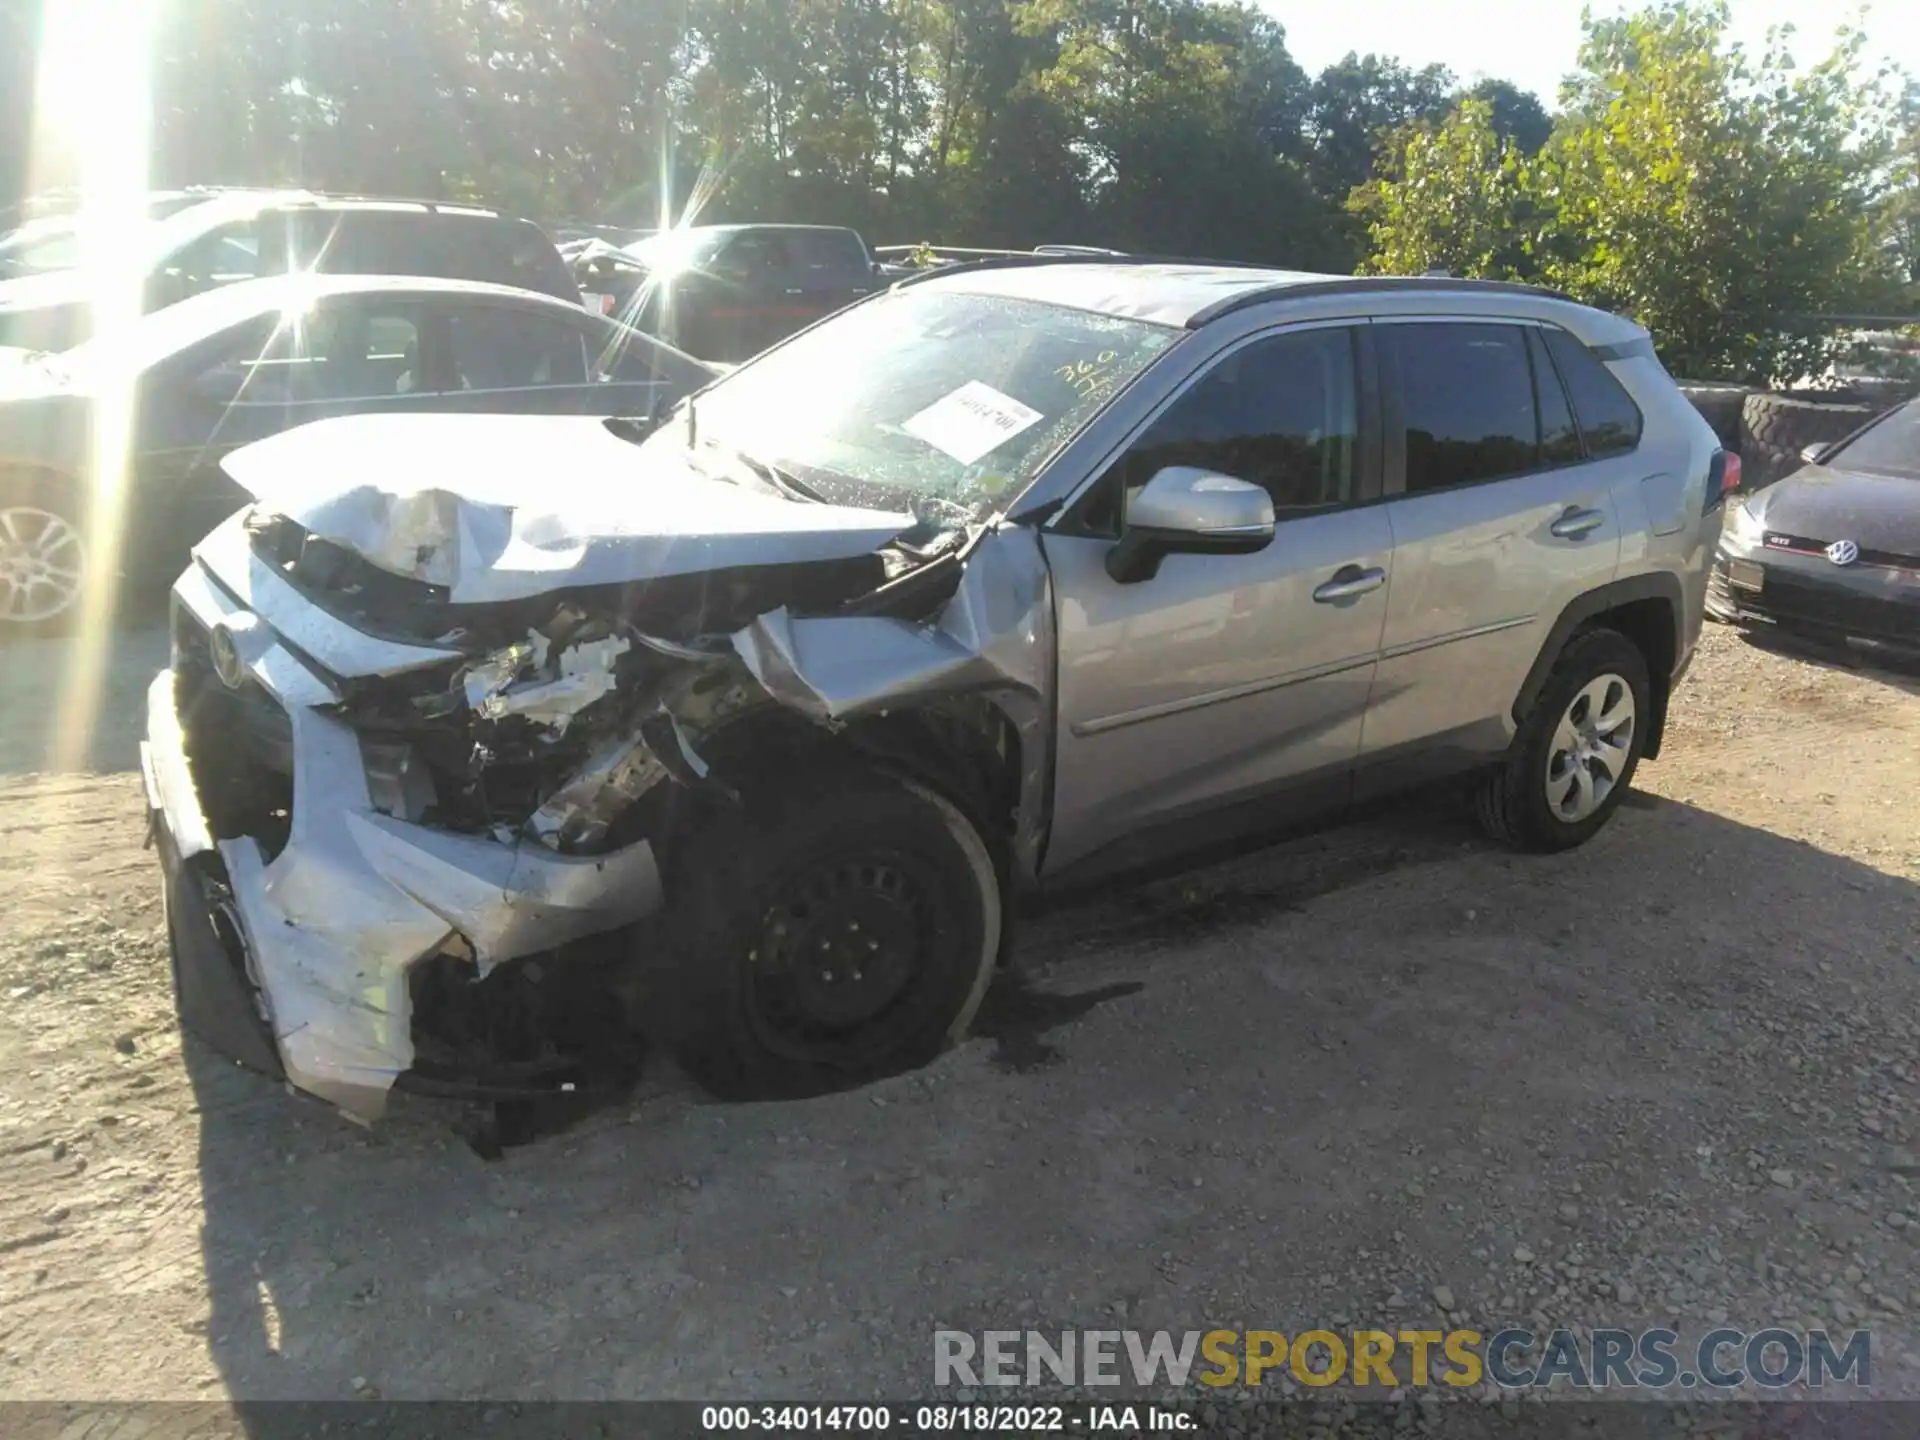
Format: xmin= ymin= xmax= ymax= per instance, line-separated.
xmin=1265 ymin=0 xmax=1919 ymax=102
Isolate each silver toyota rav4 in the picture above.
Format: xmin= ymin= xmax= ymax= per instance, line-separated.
xmin=143 ymin=260 xmax=1728 ymax=1121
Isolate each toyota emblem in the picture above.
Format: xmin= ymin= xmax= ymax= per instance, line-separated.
xmin=1825 ymin=539 xmax=1860 ymax=566
xmin=207 ymin=613 xmax=263 ymax=689
xmin=209 ymin=626 xmax=247 ymax=689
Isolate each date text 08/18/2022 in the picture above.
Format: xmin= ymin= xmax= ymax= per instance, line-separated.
xmin=701 ymin=1405 xmax=1195 ymax=1432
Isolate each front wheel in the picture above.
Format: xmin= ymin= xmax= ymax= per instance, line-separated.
xmin=644 ymin=768 xmax=1002 ymax=1100
xmin=1475 ymin=627 xmax=1651 ymax=853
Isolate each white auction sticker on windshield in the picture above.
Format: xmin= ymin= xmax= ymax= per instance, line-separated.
xmin=901 ymin=381 xmax=1044 ymax=465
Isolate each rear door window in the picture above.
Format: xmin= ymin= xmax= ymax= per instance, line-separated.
xmin=1528 ymin=328 xmax=1583 ymax=466
xmin=712 ymin=231 xmax=790 ymax=287
xmin=313 ymin=213 xmax=435 ymax=275
xmin=1384 ymin=323 xmax=1540 ymax=493
xmin=446 ymin=304 xmax=590 ymax=390
xmin=1542 ymin=328 xmax=1644 ymax=457
xmin=167 ymin=219 xmax=269 ymax=293
xmin=449 ymin=218 xmax=576 ymax=299
xmin=181 ymin=301 xmax=428 ymax=404
xmin=307 ymin=213 xmax=574 ymax=300
xmin=784 ymin=229 xmax=872 ymax=287
xmin=597 ymin=325 xmax=718 ymax=391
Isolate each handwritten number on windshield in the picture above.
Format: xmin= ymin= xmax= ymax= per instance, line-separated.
xmin=1056 ymin=350 xmax=1121 ymax=401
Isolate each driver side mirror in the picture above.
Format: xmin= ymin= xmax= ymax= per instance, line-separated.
xmin=1105 ymin=466 xmax=1276 ymax=584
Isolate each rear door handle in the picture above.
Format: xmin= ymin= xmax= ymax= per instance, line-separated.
xmin=1312 ymin=565 xmax=1387 ymax=603
xmin=1550 ymin=506 xmax=1607 ymax=540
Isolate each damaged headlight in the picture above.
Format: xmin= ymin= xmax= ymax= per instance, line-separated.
xmin=339 ymin=602 xmax=752 ymax=854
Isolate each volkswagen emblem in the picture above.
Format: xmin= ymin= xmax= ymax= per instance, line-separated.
xmin=1825 ymin=539 xmax=1860 ymax=567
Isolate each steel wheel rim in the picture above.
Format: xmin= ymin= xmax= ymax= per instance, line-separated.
xmin=750 ymin=853 xmax=932 ymax=1049
xmin=0 ymin=505 xmax=86 ymax=625
xmin=1544 ymin=673 xmax=1635 ymax=823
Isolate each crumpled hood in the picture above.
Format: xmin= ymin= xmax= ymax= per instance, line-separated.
xmin=1749 ymin=464 xmax=1920 ymax=557
xmin=221 ymin=412 xmax=915 ymax=605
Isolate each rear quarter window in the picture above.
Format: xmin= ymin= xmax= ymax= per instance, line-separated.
xmin=310 ymin=213 xmax=575 ymax=300
xmin=784 ymin=228 xmax=871 ymax=281
xmin=1543 ymin=327 xmax=1644 ymax=458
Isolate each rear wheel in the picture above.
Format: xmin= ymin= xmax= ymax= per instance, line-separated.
xmin=1475 ymin=628 xmax=1651 ymax=853
xmin=645 ymin=768 xmax=1002 ymax=1100
xmin=0 ymin=471 xmax=87 ymax=635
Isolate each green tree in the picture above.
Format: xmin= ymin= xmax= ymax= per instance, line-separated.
xmin=1355 ymin=2 xmax=1905 ymax=383
xmin=1349 ymin=100 xmax=1534 ymax=279
xmin=1016 ymin=0 xmax=1336 ymax=263
xmin=1463 ymin=77 xmax=1552 ymax=156
xmin=1304 ymin=52 xmax=1456 ymax=207
xmin=1537 ymin=2 xmax=1904 ymax=382
xmin=1884 ymin=82 xmax=1920 ymax=287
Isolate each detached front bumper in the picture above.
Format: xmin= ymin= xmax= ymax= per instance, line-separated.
xmin=142 ymin=544 xmax=666 ymax=1122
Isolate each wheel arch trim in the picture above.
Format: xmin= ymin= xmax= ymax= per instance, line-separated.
xmin=1512 ymin=572 xmax=1684 ymax=760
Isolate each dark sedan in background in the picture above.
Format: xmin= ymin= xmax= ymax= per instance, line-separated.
xmin=1710 ymin=396 xmax=1920 ymax=662
xmin=0 ymin=273 xmax=714 ymax=632
xmin=573 ymin=223 xmax=883 ymax=363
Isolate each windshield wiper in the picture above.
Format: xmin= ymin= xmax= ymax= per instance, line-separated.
xmin=728 ymin=447 xmax=828 ymax=505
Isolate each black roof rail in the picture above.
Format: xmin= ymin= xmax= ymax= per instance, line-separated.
xmin=889 ymin=248 xmax=1282 ymax=289
xmin=1184 ymin=275 xmax=1580 ymax=327
xmin=881 ymin=250 xmax=1578 ymax=318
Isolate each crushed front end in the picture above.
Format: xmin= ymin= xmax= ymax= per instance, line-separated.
xmin=143 ymin=468 xmax=1052 ymax=1122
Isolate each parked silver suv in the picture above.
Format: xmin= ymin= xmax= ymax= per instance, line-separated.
xmin=142 ymin=260 xmax=1726 ymax=1121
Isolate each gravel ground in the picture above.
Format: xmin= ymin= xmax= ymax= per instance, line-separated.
xmin=0 ymin=620 xmax=1916 ymax=1433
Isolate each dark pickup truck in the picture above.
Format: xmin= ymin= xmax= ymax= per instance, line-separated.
xmin=575 ymin=223 xmax=882 ymax=364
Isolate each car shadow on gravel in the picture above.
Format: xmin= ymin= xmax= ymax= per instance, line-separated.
xmin=181 ymin=789 xmax=1920 ymax=1409
xmin=1729 ymin=625 xmax=1920 ymax=695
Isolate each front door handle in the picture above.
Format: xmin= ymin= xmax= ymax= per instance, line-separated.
xmin=1550 ymin=506 xmax=1607 ymax=540
xmin=1312 ymin=565 xmax=1387 ymax=603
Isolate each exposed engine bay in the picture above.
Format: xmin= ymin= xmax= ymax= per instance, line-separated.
xmin=146 ymin=422 xmax=1054 ymax=1124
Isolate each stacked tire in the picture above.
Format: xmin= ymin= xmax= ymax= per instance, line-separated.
xmin=1739 ymin=392 xmax=1881 ymax=489
xmin=1673 ymin=381 xmax=1751 ymax=452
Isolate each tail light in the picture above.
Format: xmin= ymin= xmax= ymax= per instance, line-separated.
xmin=1704 ymin=449 xmax=1741 ymax=513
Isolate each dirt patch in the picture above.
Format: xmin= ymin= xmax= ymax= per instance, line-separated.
xmin=0 ymin=622 xmax=1916 ymax=1417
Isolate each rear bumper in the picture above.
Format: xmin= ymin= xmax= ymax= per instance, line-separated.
xmin=143 ymin=558 xmax=667 ymax=1122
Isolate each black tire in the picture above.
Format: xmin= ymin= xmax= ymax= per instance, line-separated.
xmin=1739 ymin=393 xmax=1879 ymax=488
xmin=1673 ymin=380 xmax=1750 ymax=451
xmin=1475 ymin=628 xmax=1652 ymax=854
xmin=644 ymin=767 xmax=1002 ymax=1101
xmin=0 ymin=466 xmax=89 ymax=638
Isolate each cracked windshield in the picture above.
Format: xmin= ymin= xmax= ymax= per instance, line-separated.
xmin=672 ymin=289 xmax=1178 ymax=527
